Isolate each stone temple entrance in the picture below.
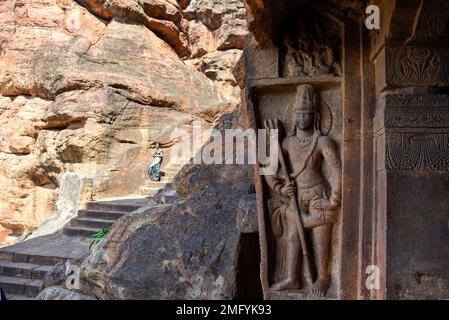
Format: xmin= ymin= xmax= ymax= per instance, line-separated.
xmin=239 ymin=0 xmax=449 ymax=299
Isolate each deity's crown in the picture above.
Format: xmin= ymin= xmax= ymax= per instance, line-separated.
xmin=294 ymin=84 xmax=315 ymax=113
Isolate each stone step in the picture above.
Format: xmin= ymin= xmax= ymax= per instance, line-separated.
xmin=63 ymin=226 xmax=100 ymax=237
xmin=0 ymin=275 xmax=31 ymax=296
xmin=26 ymin=254 xmax=70 ymax=266
xmin=160 ymin=177 xmax=174 ymax=183
xmin=160 ymin=174 xmax=176 ymax=180
xmin=147 ymin=181 xmax=170 ymax=189
xmin=70 ymin=217 xmax=115 ymax=229
xmin=0 ymin=260 xmax=51 ymax=281
xmin=165 ymin=168 xmax=183 ymax=172
xmin=32 ymin=265 xmax=53 ymax=280
xmin=77 ymin=209 xmax=126 ymax=220
xmin=147 ymin=194 xmax=181 ymax=205
xmin=0 ymin=260 xmax=39 ymax=279
xmin=0 ymin=251 xmax=70 ymax=266
xmin=162 ymin=169 xmax=179 ymax=175
xmin=166 ymin=163 xmax=185 ymax=169
xmin=139 ymin=186 xmax=161 ymax=197
xmin=25 ymin=279 xmax=43 ymax=297
xmin=0 ymin=251 xmax=13 ymax=261
xmin=0 ymin=275 xmax=43 ymax=297
xmin=85 ymin=202 xmax=143 ymax=213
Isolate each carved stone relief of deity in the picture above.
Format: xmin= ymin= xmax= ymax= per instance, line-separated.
xmin=262 ymin=85 xmax=342 ymax=298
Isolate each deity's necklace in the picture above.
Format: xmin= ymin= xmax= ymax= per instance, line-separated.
xmin=290 ymin=131 xmax=320 ymax=179
xmin=293 ymin=134 xmax=314 ymax=151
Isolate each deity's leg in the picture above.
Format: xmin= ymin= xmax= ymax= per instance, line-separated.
xmin=271 ymin=220 xmax=301 ymax=291
xmin=310 ymin=223 xmax=333 ymax=297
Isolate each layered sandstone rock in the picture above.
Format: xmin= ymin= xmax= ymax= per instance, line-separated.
xmin=184 ymin=0 xmax=248 ymax=106
xmin=37 ymin=286 xmax=97 ymax=300
xmin=80 ymin=178 xmax=255 ymax=299
xmin=0 ymin=0 xmax=245 ymax=244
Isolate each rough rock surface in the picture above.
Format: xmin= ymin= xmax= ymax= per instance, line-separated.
xmin=184 ymin=0 xmax=248 ymax=106
xmin=25 ymin=172 xmax=92 ymax=240
xmin=80 ymin=176 xmax=255 ymax=299
xmin=0 ymin=0 xmax=245 ymax=243
xmin=36 ymin=286 xmax=96 ymax=300
xmin=236 ymin=194 xmax=258 ymax=234
xmin=42 ymin=262 xmax=69 ymax=289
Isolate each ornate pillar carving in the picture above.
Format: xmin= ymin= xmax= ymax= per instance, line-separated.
xmin=372 ymin=0 xmax=449 ymax=299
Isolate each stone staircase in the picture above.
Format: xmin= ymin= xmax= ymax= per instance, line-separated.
xmin=0 ymin=197 xmax=148 ymax=300
xmin=139 ymin=162 xmax=184 ymax=197
xmin=0 ymin=161 xmax=185 ymax=300
xmin=0 ymin=233 xmax=90 ymax=300
xmin=63 ymin=197 xmax=147 ymax=237
xmin=0 ymin=261 xmax=51 ymax=300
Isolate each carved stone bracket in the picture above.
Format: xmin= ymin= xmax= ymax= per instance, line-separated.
xmin=385 ymin=45 xmax=449 ymax=88
xmin=386 ymin=132 xmax=449 ymax=171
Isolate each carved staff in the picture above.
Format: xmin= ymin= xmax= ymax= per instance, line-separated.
xmin=264 ymin=119 xmax=314 ymax=285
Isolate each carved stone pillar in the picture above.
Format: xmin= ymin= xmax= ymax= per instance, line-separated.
xmin=372 ymin=0 xmax=449 ymax=299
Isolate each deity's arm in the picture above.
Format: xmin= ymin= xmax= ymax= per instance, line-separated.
xmin=264 ymin=137 xmax=289 ymax=195
xmin=265 ymin=174 xmax=285 ymax=195
xmin=321 ymin=136 xmax=342 ymax=205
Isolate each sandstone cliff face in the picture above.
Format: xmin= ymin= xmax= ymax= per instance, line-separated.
xmin=183 ymin=0 xmax=247 ymax=100
xmin=0 ymin=0 xmax=248 ymax=245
